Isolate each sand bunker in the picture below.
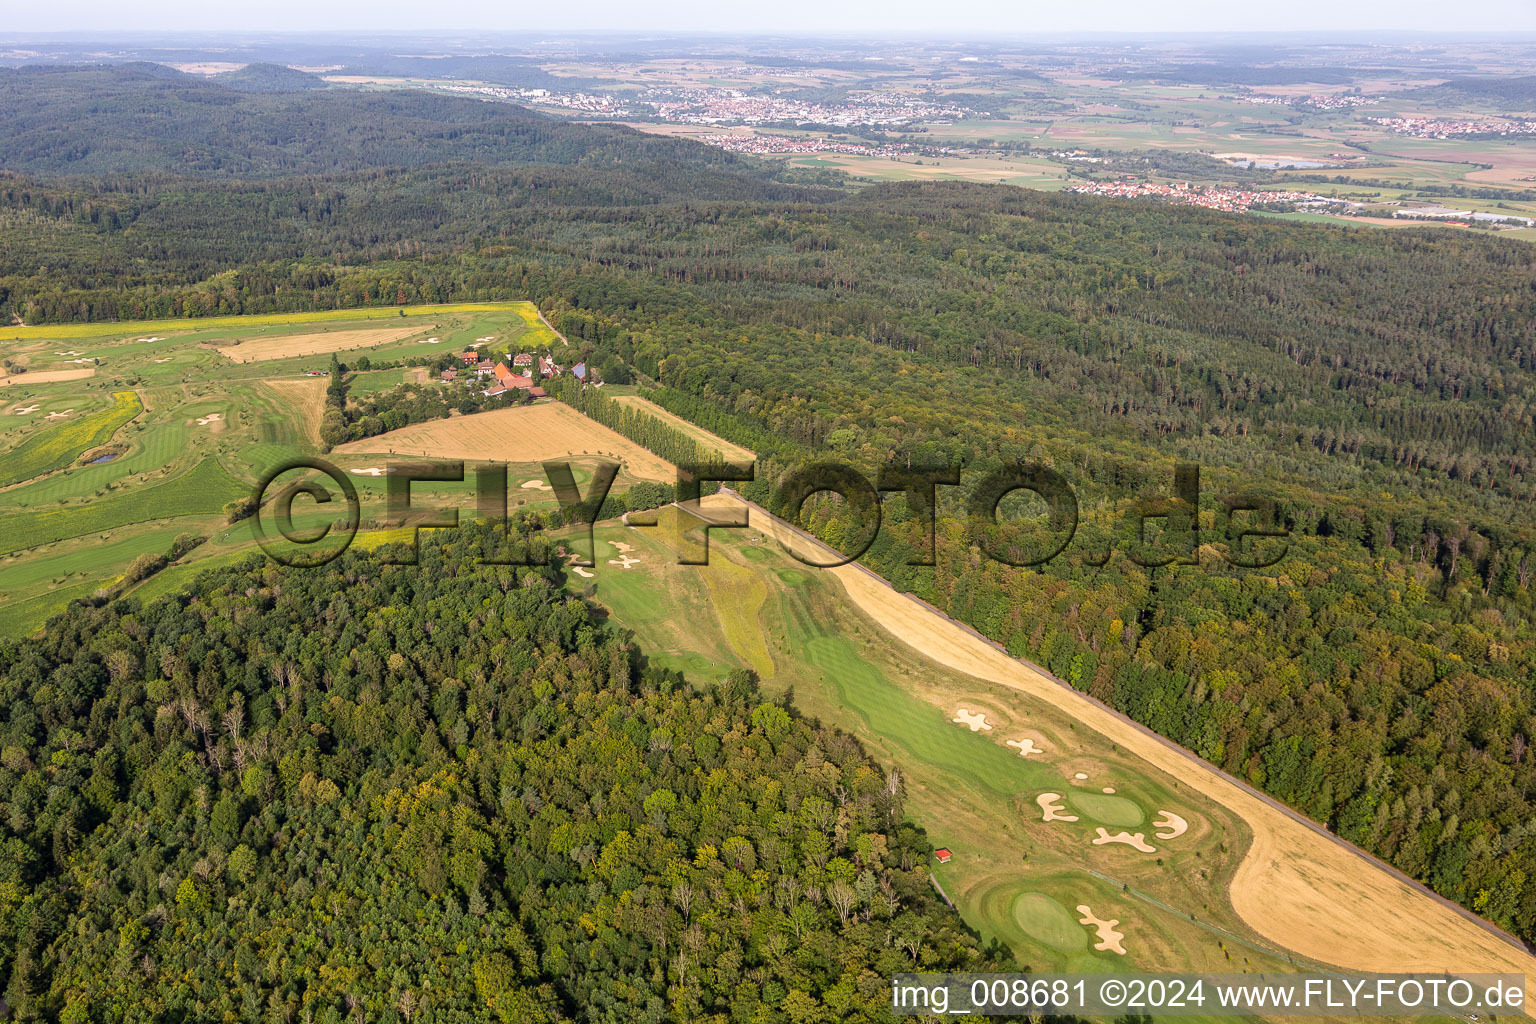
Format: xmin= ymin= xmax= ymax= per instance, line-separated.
xmin=46 ymin=409 xmax=75 ymax=420
xmin=520 ymin=479 xmax=551 ymax=490
xmin=952 ymin=708 xmax=993 ymax=732
xmin=559 ymin=545 xmax=597 ymax=578
xmin=1006 ymin=737 xmax=1043 ymax=757
xmin=611 ymin=542 xmax=635 ymax=553
xmin=1036 ymin=793 xmax=1079 ymax=823
xmin=418 ymin=337 xmax=441 ymax=345
xmin=1102 ymin=787 xmax=1116 ymax=794
xmin=1153 ymin=811 xmax=1189 ymax=840
xmin=155 ymin=357 xmax=174 ymax=363
xmin=349 ymin=467 xmax=393 ymax=477
xmin=1077 ymin=906 xmax=1127 ymax=955
xmin=608 ymin=555 xmax=641 ymax=569
xmin=135 ymin=337 xmax=165 ymax=343
xmin=68 ymin=358 xmax=95 ymax=365
xmin=11 ymin=405 xmax=39 ymax=415
xmin=1073 ymin=772 xmax=1089 ymax=780
xmin=1092 ymin=828 xmax=1156 ymax=853
xmin=196 ymin=413 xmax=224 ymax=427
xmin=55 ymin=350 xmax=83 ymax=356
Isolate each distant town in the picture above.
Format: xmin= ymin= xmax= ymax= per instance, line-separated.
xmin=1368 ymin=115 xmax=1536 ymax=138
xmin=696 ymin=132 xmax=921 ymax=159
xmin=431 ymin=81 xmax=973 ymax=127
xmin=1225 ymin=92 xmax=1380 ymax=110
xmin=1066 ymin=180 xmax=1335 ymax=214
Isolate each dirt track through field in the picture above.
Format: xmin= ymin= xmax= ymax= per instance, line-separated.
xmin=216 ymin=326 xmax=425 ymax=363
xmin=701 ymin=490 xmax=1536 ymax=995
xmin=334 ymin=401 xmax=675 ymax=482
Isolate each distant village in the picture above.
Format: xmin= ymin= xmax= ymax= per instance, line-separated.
xmin=426 ymin=80 xmax=971 ymax=127
xmin=1368 ymin=115 xmax=1536 ymax=139
xmin=1066 ymin=179 xmax=1334 ymax=214
xmin=1225 ymin=93 xmax=1380 ymax=110
xmin=696 ymin=132 xmax=923 ymax=159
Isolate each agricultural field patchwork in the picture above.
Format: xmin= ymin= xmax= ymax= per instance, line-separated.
xmin=0 ymin=301 xmax=602 ymax=631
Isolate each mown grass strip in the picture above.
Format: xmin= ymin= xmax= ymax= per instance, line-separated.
xmin=0 ymin=457 xmax=246 ymax=554
xmin=0 ymin=391 xmax=143 ymax=488
xmin=3 ymin=301 xmax=538 ymax=341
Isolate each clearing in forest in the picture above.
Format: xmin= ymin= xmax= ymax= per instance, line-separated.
xmin=700 ymin=491 xmax=1536 ymax=998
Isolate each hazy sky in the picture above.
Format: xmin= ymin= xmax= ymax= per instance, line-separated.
xmin=5 ymin=0 xmax=1535 ymax=35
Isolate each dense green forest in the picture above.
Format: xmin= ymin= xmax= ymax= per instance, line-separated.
xmin=0 ymin=528 xmax=1001 ymax=1021
xmin=8 ymin=66 xmax=1536 ymax=952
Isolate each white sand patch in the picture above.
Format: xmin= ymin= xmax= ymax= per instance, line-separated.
xmin=349 ymin=467 xmax=393 ymax=477
xmin=196 ymin=413 xmax=224 ymax=426
xmin=1102 ymin=787 xmax=1116 ymax=794
xmin=1006 ymin=737 xmax=1043 ymax=757
xmin=55 ymin=350 xmax=83 ymax=356
xmin=520 ymin=479 xmax=552 ymax=490
xmin=475 ymin=336 xmax=496 ymax=343
xmin=951 ymin=708 xmax=993 ymax=732
xmin=155 ymin=357 xmax=174 ymax=363
xmin=1073 ymin=772 xmax=1089 ymax=780
xmin=1076 ymin=906 xmax=1127 ymax=955
xmin=134 ymin=337 xmax=165 ymax=343
xmin=11 ymin=404 xmax=39 ymax=415
xmin=47 ymin=409 xmax=75 ymax=420
xmin=558 ymin=545 xmax=597 ymax=576
xmin=1153 ymin=811 xmax=1189 ymax=840
xmin=608 ymin=555 xmax=641 ymax=569
xmin=611 ymin=541 xmax=635 ymax=553
xmin=418 ymin=337 xmax=441 ymax=344
xmin=1036 ymin=793 xmax=1078 ymax=823
xmin=69 ymin=358 xmax=95 ymax=365
xmin=1092 ymin=828 xmax=1156 ymax=853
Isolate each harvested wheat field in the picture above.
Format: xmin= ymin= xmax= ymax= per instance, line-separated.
xmin=700 ymin=492 xmax=1536 ymax=998
xmin=261 ymin=378 xmax=327 ymax=446
xmin=215 ymin=325 xmax=425 ymax=363
xmin=0 ymin=368 xmax=96 ymax=386
xmin=334 ymin=401 xmax=675 ymax=483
